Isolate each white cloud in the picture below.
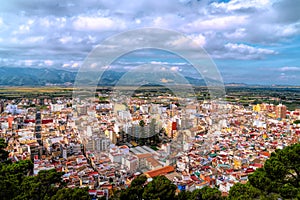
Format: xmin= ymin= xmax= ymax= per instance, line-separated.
xmin=225 ymin=43 xmax=276 ymax=55
xmin=72 ymin=16 xmax=125 ymax=31
xmin=189 ymin=34 xmax=206 ymax=47
xmin=71 ymin=62 xmax=80 ymax=68
xmin=211 ymin=0 xmax=271 ymax=12
xmin=167 ymin=34 xmax=206 ymax=49
xmin=90 ymin=63 xmax=97 ymax=68
xmin=40 ymin=18 xmax=50 ymax=27
xmin=135 ymin=19 xmax=141 ymax=24
xmin=87 ymin=35 xmax=96 ymax=43
xmin=278 ymin=74 xmax=297 ymax=80
xmin=101 ymin=65 xmax=111 ymax=70
xmin=18 ymin=24 xmax=30 ymax=33
xmin=24 ymin=36 xmax=44 ymax=43
xmin=27 ymin=19 xmax=34 ymax=25
xmin=150 ymin=61 xmax=168 ymax=65
xmin=39 ymin=17 xmax=66 ymax=28
xmin=224 ymin=28 xmax=246 ymax=39
xmin=279 ymin=66 xmax=300 ymax=72
xmin=44 ymin=60 xmax=53 ymax=66
xmin=59 ymin=36 xmax=72 ymax=44
xmin=211 ymin=43 xmax=277 ymax=59
xmin=24 ymin=60 xmax=34 ymax=66
xmin=170 ymin=66 xmax=179 ymax=71
xmin=0 ymin=0 xmax=299 ymax=85
xmin=153 ymin=17 xmax=164 ymax=27
xmin=278 ymin=24 xmax=299 ymax=37
xmin=10 ymin=36 xmax=44 ymax=44
xmin=62 ymin=63 xmax=71 ymax=68
xmin=184 ymin=15 xmax=248 ymax=32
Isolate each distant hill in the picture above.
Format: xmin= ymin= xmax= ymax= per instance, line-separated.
xmin=0 ymin=67 xmax=216 ymax=86
xmin=225 ymin=83 xmax=248 ymax=87
xmin=0 ymin=67 xmax=76 ymax=86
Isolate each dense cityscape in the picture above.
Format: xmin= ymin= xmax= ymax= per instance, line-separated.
xmin=1 ymin=0 xmax=300 ymax=199
xmin=0 ymin=87 xmax=299 ymax=199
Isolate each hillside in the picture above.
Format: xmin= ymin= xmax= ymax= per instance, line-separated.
xmin=0 ymin=67 xmax=210 ymax=86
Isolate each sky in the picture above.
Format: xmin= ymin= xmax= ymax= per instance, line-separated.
xmin=0 ymin=0 xmax=299 ymax=85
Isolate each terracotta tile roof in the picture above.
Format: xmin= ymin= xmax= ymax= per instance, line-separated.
xmin=136 ymin=153 xmax=152 ymax=159
xmin=260 ymin=151 xmax=270 ymax=157
xmin=146 ymin=157 xmax=161 ymax=167
xmin=144 ymin=166 xmax=175 ymax=178
xmin=164 ymin=172 xmax=181 ymax=181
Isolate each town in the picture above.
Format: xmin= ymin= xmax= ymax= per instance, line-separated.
xmin=0 ymin=87 xmax=299 ymax=199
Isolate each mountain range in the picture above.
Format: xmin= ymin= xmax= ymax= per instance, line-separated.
xmin=0 ymin=66 xmax=221 ymax=86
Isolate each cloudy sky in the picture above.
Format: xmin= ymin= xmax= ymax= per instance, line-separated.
xmin=0 ymin=0 xmax=299 ymax=85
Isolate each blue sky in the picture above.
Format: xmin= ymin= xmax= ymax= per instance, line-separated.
xmin=0 ymin=0 xmax=299 ymax=85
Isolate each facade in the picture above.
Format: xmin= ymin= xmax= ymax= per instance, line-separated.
xmin=275 ymin=104 xmax=287 ymax=119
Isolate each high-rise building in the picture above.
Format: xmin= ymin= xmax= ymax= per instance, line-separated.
xmin=95 ymin=137 xmax=111 ymax=152
xmin=0 ymin=101 xmax=4 ymax=113
xmin=77 ymin=105 xmax=87 ymax=115
xmin=275 ymin=104 xmax=287 ymax=119
xmin=35 ymin=111 xmax=42 ymax=145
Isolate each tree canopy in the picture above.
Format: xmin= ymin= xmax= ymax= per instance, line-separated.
xmin=142 ymin=176 xmax=177 ymax=200
xmin=185 ymin=186 xmax=222 ymax=200
xmin=50 ymin=188 xmax=90 ymax=200
xmin=228 ymin=182 xmax=261 ymax=200
xmin=139 ymin=120 xmax=145 ymax=127
xmin=1 ymin=133 xmax=299 ymax=200
xmin=0 ymin=138 xmax=9 ymax=163
xmin=0 ymin=137 xmax=89 ymax=200
xmin=248 ymin=143 xmax=300 ymax=199
xmin=120 ymin=143 xmax=300 ymax=200
xmin=117 ymin=175 xmax=223 ymax=200
xmin=118 ymin=175 xmax=147 ymax=200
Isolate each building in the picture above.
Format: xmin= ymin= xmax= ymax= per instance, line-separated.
xmin=144 ymin=166 xmax=175 ymax=178
xmin=35 ymin=111 xmax=42 ymax=145
xmin=122 ymin=155 xmax=138 ymax=173
xmin=95 ymin=137 xmax=111 ymax=152
xmin=77 ymin=105 xmax=88 ymax=115
xmin=0 ymin=101 xmax=4 ymax=113
xmin=50 ymin=104 xmax=65 ymax=112
xmin=275 ymin=104 xmax=287 ymax=119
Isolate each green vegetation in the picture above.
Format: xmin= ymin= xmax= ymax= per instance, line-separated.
xmin=0 ymin=138 xmax=89 ymax=200
xmin=117 ymin=175 xmax=178 ymax=200
xmin=0 ymin=138 xmax=9 ymax=163
xmin=228 ymin=143 xmax=300 ymax=199
xmin=228 ymin=183 xmax=261 ymax=200
xmin=0 ymin=87 xmax=73 ymax=99
xmin=114 ymin=175 xmax=222 ymax=200
xmin=118 ymin=175 xmax=147 ymax=200
xmin=50 ymin=188 xmax=90 ymax=200
xmin=178 ymin=186 xmax=222 ymax=200
xmin=1 ymin=86 xmax=299 ymax=110
xmin=139 ymin=120 xmax=145 ymax=127
xmin=1 ymin=138 xmax=299 ymax=199
xmin=117 ymin=143 xmax=300 ymax=200
xmin=142 ymin=176 xmax=177 ymax=200
xmin=247 ymin=143 xmax=300 ymax=199
xmin=150 ymin=145 xmax=159 ymax=151
xmin=225 ymin=86 xmax=300 ymax=110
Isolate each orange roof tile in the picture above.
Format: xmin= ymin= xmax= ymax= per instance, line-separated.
xmin=144 ymin=166 xmax=175 ymax=178
xmin=260 ymin=151 xmax=270 ymax=157
xmin=136 ymin=153 xmax=152 ymax=159
xmin=146 ymin=157 xmax=161 ymax=167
